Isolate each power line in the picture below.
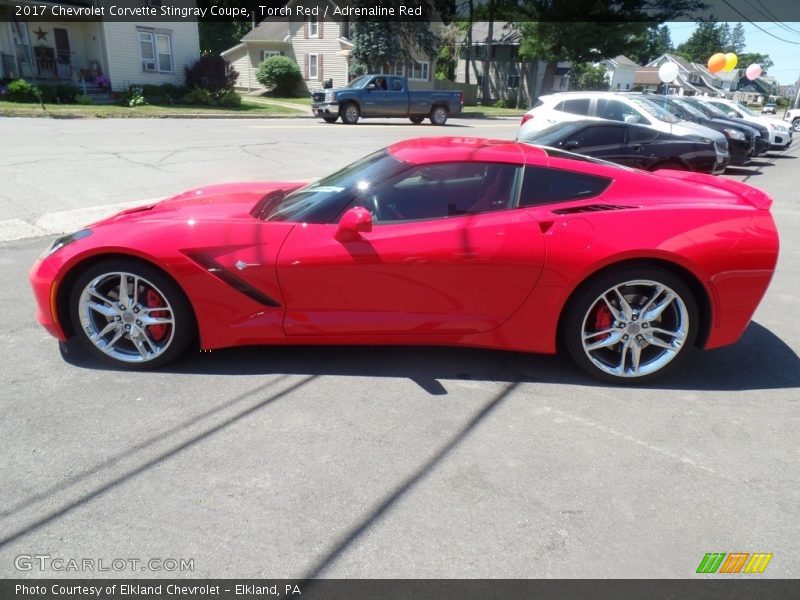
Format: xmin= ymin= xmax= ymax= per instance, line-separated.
xmin=722 ymin=0 xmax=800 ymax=44
xmin=750 ymin=0 xmax=800 ymax=37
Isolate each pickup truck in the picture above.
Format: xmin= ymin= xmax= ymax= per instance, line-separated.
xmin=311 ymin=74 xmax=464 ymax=125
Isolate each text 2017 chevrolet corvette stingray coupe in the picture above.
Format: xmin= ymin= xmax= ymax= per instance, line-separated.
xmin=30 ymin=137 xmax=779 ymax=383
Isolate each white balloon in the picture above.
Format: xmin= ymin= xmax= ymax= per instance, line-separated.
xmin=658 ymin=62 xmax=679 ymax=83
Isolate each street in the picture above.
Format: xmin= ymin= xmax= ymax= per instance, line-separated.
xmin=1 ymin=116 xmax=798 ymax=578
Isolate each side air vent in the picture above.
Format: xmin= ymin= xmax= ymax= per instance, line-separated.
xmin=553 ymin=204 xmax=636 ymax=215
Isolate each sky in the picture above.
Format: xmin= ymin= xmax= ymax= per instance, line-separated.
xmin=667 ymin=22 xmax=800 ymax=85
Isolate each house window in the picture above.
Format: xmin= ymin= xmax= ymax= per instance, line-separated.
xmin=261 ymin=50 xmax=282 ymax=61
xmin=308 ymin=53 xmax=318 ymax=79
xmin=476 ymin=74 xmax=484 ymax=87
xmin=309 ymin=16 xmax=318 ymax=38
xmin=507 ymin=75 xmax=520 ymax=89
xmin=341 ymin=19 xmax=350 ymax=39
xmin=393 ymin=64 xmax=405 ymax=76
xmin=408 ymin=61 xmax=429 ymax=81
xmin=474 ymin=46 xmax=486 ymax=60
xmin=139 ymin=30 xmax=172 ymax=73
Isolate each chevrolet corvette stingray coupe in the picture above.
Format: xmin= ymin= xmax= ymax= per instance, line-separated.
xmin=30 ymin=137 xmax=779 ymax=383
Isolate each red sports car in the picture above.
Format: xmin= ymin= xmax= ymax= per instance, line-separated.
xmin=29 ymin=137 xmax=779 ymax=383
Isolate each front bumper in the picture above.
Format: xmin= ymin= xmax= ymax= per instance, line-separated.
xmin=29 ymin=256 xmax=68 ymax=341
xmin=312 ymin=102 xmax=340 ymax=117
xmin=770 ymin=128 xmax=792 ymax=149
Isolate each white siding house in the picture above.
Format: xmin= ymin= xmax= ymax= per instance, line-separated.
xmin=0 ymin=0 xmax=200 ymax=92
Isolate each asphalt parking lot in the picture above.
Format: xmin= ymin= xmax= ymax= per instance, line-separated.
xmin=1 ymin=117 xmax=798 ymax=578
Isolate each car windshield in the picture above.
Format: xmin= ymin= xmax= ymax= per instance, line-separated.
xmin=670 ymin=98 xmax=706 ymax=119
xmin=346 ymin=75 xmax=371 ymax=89
xmin=687 ymin=99 xmax=727 ymax=119
xmin=258 ymin=150 xmax=407 ymax=223
xmin=736 ymin=103 xmax=758 ymax=116
xmin=628 ymin=97 xmax=679 ymax=123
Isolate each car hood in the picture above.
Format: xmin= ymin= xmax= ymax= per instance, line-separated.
xmin=88 ymin=181 xmax=307 ymax=228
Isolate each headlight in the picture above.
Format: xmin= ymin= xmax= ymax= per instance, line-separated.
xmin=39 ymin=229 xmax=92 ymax=259
xmin=326 ymin=91 xmax=336 ymax=101
xmin=723 ymin=128 xmax=745 ymax=141
xmin=770 ymin=122 xmax=787 ymax=133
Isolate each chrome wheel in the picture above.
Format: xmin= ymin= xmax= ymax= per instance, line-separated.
xmin=793 ymin=118 xmax=800 ymax=132
xmin=580 ymin=279 xmax=689 ymax=379
xmin=77 ymin=271 xmax=176 ymax=364
xmin=342 ymin=103 xmax=360 ymax=124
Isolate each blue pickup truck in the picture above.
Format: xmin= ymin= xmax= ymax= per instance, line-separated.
xmin=311 ymin=74 xmax=464 ymax=125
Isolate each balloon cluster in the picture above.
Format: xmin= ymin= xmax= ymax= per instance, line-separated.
xmin=707 ymin=52 xmax=762 ymax=81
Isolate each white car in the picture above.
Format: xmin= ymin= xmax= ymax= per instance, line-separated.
xmin=784 ymin=108 xmax=800 ymax=132
xmin=518 ymin=92 xmax=727 ymax=152
xmin=699 ymin=97 xmax=793 ymax=149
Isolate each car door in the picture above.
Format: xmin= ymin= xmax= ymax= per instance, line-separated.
xmin=276 ymin=162 xmax=546 ymax=336
xmin=623 ymin=125 xmax=661 ymax=169
xmin=563 ymin=124 xmax=627 ymax=164
xmin=383 ymin=77 xmax=409 ymax=117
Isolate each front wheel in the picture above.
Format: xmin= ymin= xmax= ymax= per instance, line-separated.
xmin=429 ymin=106 xmax=448 ymax=126
xmin=562 ymin=267 xmax=698 ymax=383
xmin=340 ymin=103 xmax=360 ymax=125
xmin=792 ymin=118 xmax=800 ymax=132
xmin=68 ymin=259 xmax=195 ymax=369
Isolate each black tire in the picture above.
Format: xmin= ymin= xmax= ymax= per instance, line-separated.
xmin=409 ymin=115 xmax=425 ymax=124
xmin=323 ymin=116 xmax=338 ymax=124
xmin=68 ymin=258 xmax=195 ymax=369
xmin=562 ymin=266 xmax=698 ymax=384
xmin=340 ymin=103 xmax=360 ymax=125
xmin=793 ymin=118 xmax=800 ymax=132
xmin=430 ymin=105 xmax=448 ymax=126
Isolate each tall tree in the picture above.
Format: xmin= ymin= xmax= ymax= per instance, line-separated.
xmin=738 ymin=52 xmax=774 ymax=74
xmin=516 ymin=0 xmax=702 ymax=100
xmin=350 ymin=21 xmax=438 ymax=75
xmin=730 ymin=23 xmax=746 ymax=54
xmin=675 ymin=20 xmax=726 ymax=63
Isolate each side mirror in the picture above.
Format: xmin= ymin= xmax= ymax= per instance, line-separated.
xmin=624 ymin=114 xmax=641 ymax=124
xmin=564 ymin=139 xmax=580 ymax=150
xmin=728 ymin=111 xmax=738 ymax=118
xmin=336 ymin=206 xmax=373 ymax=241
xmin=367 ymin=84 xmax=376 ymax=90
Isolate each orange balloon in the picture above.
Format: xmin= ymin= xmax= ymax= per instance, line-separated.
xmin=707 ymin=52 xmax=727 ymax=73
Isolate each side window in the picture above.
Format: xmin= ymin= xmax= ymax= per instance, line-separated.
xmin=572 ymin=126 xmax=623 ymax=148
xmin=346 ymin=163 xmax=518 ymax=223
xmin=519 ymin=166 xmax=611 ymax=207
xmin=596 ymin=99 xmax=648 ymax=124
xmin=391 ymin=78 xmax=403 ymax=92
xmin=560 ymin=98 xmax=591 ymax=115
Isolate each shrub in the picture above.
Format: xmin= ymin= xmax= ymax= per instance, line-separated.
xmin=76 ymin=94 xmax=93 ymax=105
xmin=35 ymin=83 xmax=58 ymax=104
xmin=7 ymin=79 xmax=38 ymax=103
xmin=216 ymin=90 xmax=242 ymax=107
xmin=56 ymin=83 xmax=80 ymax=103
xmin=493 ymin=98 xmax=515 ymax=109
xmin=119 ymin=85 xmax=147 ymax=107
xmin=181 ymin=87 xmax=214 ymax=105
xmin=185 ymin=53 xmax=238 ymax=99
xmin=256 ymin=56 xmax=302 ymax=96
xmin=140 ymin=83 xmax=185 ymax=104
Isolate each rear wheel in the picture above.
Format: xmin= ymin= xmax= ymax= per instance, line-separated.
xmin=341 ymin=103 xmax=360 ymax=125
xmin=792 ymin=117 xmax=800 ymax=132
xmin=430 ymin=106 xmax=448 ymax=126
xmin=409 ymin=115 xmax=425 ymax=124
xmin=562 ymin=266 xmax=698 ymax=383
xmin=68 ymin=259 xmax=195 ymax=369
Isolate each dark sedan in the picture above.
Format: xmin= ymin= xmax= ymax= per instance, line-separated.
xmin=518 ymin=120 xmax=728 ymax=174
xmin=643 ymin=94 xmax=758 ymax=166
xmin=680 ymin=97 xmax=771 ymax=156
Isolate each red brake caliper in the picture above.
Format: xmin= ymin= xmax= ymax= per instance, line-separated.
xmin=145 ymin=289 xmax=168 ymax=341
xmin=592 ymin=304 xmax=613 ymax=340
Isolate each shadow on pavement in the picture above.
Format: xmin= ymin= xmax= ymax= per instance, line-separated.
xmin=61 ymin=321 xmax=800 ymax=393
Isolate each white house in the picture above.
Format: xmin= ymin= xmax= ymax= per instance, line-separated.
xmin=600 ymin=55 xmax=637 ymax=91
xmin=0 ymin=0 xmax=200 ymax=92
xmin=223 ymin=0 xmax=437 ymax=93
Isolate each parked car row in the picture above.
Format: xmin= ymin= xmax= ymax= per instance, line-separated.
xmin=516 ymin=91 xmax=792 ymax=175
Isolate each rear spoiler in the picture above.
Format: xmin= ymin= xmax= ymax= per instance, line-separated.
xmin=653 ymin=169 xmax=773 ymax=210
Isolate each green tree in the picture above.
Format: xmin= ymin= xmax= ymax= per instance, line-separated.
xmin=198 ymin=21 xmax=252 ymax=56
xmin=628 ymin=23 xmax=673 ymax=64
xmin=675 ymin=20 xmax=726 ymax=63
xmin=516 ymin=0 xmax=702 ymax=100
xmin=730 ymin=23 xmax=746 ymax=54
xmin=569 ymin=63 xmax=610 ymax=91
xmin=350 ymin=20 xmax=438 ymax=76
xmin=738 ymin=52 xmax=774 ymax=74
